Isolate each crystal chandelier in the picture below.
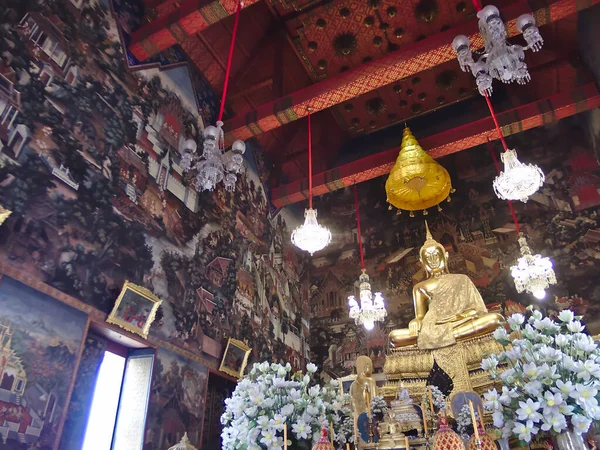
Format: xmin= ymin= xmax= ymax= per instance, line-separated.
xmin=348 ymin=270 xmax=387 ymax=331
xmin=180 ymin=122 xmax=245 ymax=192
xmin=510 ymin=234 xmax=556 ymax=299
xmin=452 ymin=5 xmax=543 ymax=96
xmin=493 ymin=148 xmax=544 ymax=202
xmin=180 ymin=2 xmax=245 ymax=193
xmin=347 ymin=185 xmax=386 ymax=330
xmin=291 ymin=112 xmax=331 ymax=255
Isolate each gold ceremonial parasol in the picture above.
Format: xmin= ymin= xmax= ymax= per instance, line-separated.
xmin=385 ymin=127 xmax=454 ymax=217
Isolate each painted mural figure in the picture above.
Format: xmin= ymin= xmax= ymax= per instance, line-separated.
xmin=388 ymin=222 xmax=504 ymax=350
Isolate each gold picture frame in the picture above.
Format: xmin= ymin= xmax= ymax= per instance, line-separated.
xmin=0 ymin=205 xmax=12 ymax=227
xmin=107 ymin=280 xmax=162 ymax=338
xmin=219 ymin=338 xmax=251 ymax=379
xmin=338 ymin=374 xmax=357 ymax=395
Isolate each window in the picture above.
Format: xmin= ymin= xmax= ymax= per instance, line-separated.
xmin=82 ymin=345 xmax=154 ymax=450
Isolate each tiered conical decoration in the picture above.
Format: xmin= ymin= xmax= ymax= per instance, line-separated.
xmin=312 ymin=427 xmax=335 ymax=450
xmin=385 ymin=127 xmax=454 ymax=217
xmin=433 ymin=413 xmax=465 ymax=450
xmin=167 ymin=433 xmax=198 ymax=450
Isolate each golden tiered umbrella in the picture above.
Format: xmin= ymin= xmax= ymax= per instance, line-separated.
xmin=385 ymin=127 xmax=454 ymax=217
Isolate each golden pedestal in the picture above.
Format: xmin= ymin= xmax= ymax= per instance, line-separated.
xmin=382 ymin=333 xmax=503 ymax=401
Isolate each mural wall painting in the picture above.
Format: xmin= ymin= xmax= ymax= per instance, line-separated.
xmin=308 ymin=119 xmax=600 ymax=380
xmin=0 ymin=276 xmax=88 ymax=449
xmin=0 ymin=0 xmax=309 ymax=376
xmin=144 ymin=347 xmax=208 ymax=450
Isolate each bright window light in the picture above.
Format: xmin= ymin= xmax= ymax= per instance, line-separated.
xmin=82 ymin=351 xmax=126 ymax=450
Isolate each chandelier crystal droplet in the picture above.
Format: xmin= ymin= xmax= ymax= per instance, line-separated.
xmin=510 ymin=234 xmax=556 ymax=299
xmin=348 ymin=270 xmax=387 ymax=330
xmin=180 ymin=122 xmax=245 ymax=192
xmin=452 ymin=5 xmax=543 ymax=96
xmin=493 ymin=148 xmax=544 ymax=202
xmin=291 ymin=208 xmax=332 ymax=255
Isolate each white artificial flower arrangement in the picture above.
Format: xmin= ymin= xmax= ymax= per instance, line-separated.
xmin=482 ymin=307 xmax=600 ymax=443
xmin=421 ymin=385 xmax=446 ymax=418
xmin=370 ymin=395 xmax=389 ymax=417
xmin=455 ymin=403 xmax=479 ymax=441
xmin=221 ymin=361 xmax=352 ymax=450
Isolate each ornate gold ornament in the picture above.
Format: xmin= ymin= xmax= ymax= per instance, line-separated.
xmin=385 ymin=127 xmax=454 ymax=216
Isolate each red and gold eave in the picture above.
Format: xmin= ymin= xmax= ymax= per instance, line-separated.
xmin=129 ymin=0 xmax=259 ymax=61
xmin=271 ymin=82 xmax=600 ymax=207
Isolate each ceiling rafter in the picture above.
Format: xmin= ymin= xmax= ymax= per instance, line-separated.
xmin=222 ymin=0 xmax=600 ymax=145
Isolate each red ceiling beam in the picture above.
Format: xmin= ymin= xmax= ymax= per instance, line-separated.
xmin=271 ymin=83 xmax=600 ymax=208
xmin=224 ymin=0 xmax=600 ymax=144
xmin=128 ymin=0 xmax=259 ymax=61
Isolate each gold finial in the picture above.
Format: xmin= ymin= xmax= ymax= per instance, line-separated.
xmin=425 ymin=220 xmax=432 ymax=240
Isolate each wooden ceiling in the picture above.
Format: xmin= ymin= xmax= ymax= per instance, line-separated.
xmin=131 ymin=0 xmax=600 ymax=204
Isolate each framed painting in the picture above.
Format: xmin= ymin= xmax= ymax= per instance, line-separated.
xmin=338 ymin=374 xmax=357 ymax=395
xmin=107 ymin=280 xmax=162 ymax=338
xmin=219 ymin=338 xmax=251 ymax=379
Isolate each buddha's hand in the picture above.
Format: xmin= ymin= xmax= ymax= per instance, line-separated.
xmin=408 ymin=318 xmax=422 ymax=336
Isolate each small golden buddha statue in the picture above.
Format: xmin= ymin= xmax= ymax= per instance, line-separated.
xmin=389 ymin=222 xmax=504 ymax=350
xmin=350 ymin=356 xmax=378 ymax=443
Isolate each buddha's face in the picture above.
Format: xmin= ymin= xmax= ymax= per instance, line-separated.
xmin=421 ymin=245 xmax=448 ymax=275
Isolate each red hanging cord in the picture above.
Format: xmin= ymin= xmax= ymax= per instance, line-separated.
xmin=487 ymin=139 xmax=521 ymax=233
xmin=308 ymin=112 xmax=313 ymax=209
xmin=354 ymin=184 xmax=365 ymax=270
xmin=484 ymin=93 xmax=509 ymax=152
xmin=217 ymin=1 xmax=242 ymax=122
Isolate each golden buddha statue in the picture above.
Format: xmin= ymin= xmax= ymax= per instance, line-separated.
xmin=350 ymin=356 xmax=378 ymax=443
xmin=389 ymin=222 xmax=504 ymax=350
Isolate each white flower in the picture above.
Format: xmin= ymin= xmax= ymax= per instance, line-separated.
xmin=499 ymin=386 xmax=519 ymax=406
xmin=260 ymin=428 xmax=279 ymax=447
xmin=534 ymin=317 xmax=559 ymax=333
xmin=493 ymin=327 xmax=509 ymax=341
xmin=529 ymin=309 xmax=543 ymax=322
xmin=575 ymin=360 xmax=600 ymax=382
xmin=306 ymin=363 xmax=317 ymax=373
xmin=246 ymin=406 xmax=258 ymax=417
xmin=539 ymin=346 xmax=562 ymax=362
xmin=516 ymin=399 xmax=542 ymax=423
xmin=555 ymin=334 xmax=570 ymax=347
xmin=567 ymin=321 xmax=585 ymax=333
xmin=574 ymin=335 xmax=597 ymax=352
xmin=512 ymin=420 xmax=538 ymax=443
xmin=292 ymin=420 xmax=310 ymax=440
xmin=542 ymin=391 xmax=564 ymax=415
xmin=572 ymin=383 xmax=598 ymax=408
xmin=572 ymin=414 xmax=592 ymax=434
xmin=277 ymin=366 xmax=287 ymax=377
xmin=258 ymin=415 xmax=270 ymax=428
xmin=309 ymin=385 xmax=320 ymax=397
xmin=522 ymin=362 xmax=538 ymax=379
xmin=558 ymin=310 xmax=574 ymax=323
xmin=504 ymin=347 xmax=522 ymax=361
xmin=555 ymin=380 xmax=575 ymax=397
xmin=481 ymin=356 xmax=498 ymax=371
xmin=540 ymin=412 xmax=567 ymax=433
xmin=269 ymin=414 xmax=287 ymax=431
xmin=523 ymin=380 xmax=543 ymax=397
xmin=281 ymin=403 xmax=295 ymax=417
xmin=507 ymin=313 xmax=525 ymax=329
xmin=492 ymin=410 xmax=504 ymax=428
xmin=484 ymin=389 xmax=501 ymax=410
